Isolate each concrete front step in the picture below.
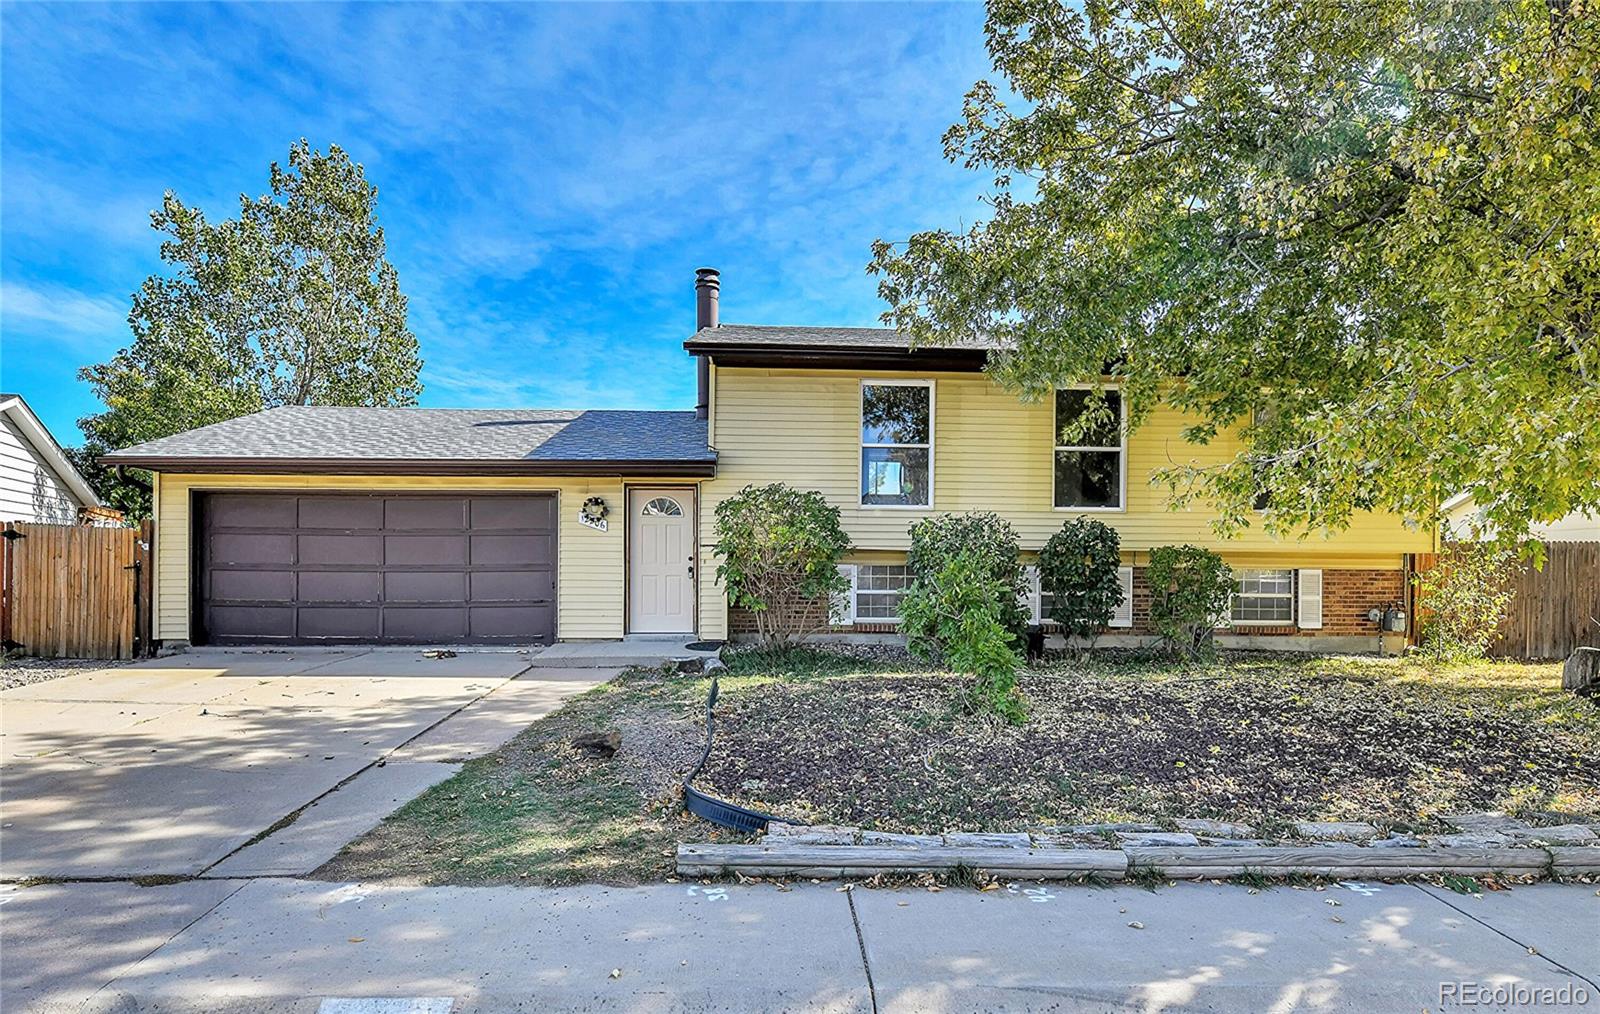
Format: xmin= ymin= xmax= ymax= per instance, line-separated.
xmin=527 ymin=639 xmax=721 ymax=669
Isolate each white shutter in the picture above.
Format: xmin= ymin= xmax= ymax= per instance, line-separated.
xmin=829 ymin=564 xmax=858 ymax=626
xmin=1296 ymin=569 xmax=1323 ymax=629
xmin=1110 ymin=566 xmax=1134 ymax=628
xmin=1023 ymin=565 xmax=1042 ymax=624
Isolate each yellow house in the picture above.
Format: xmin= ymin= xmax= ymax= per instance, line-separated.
xmin=106 ymin=268 xmax=1433 ymax=653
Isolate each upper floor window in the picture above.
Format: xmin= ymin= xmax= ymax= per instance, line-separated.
xmin=1231 ymin=568 xmax=1294 ymax=624
xmin=1054 ymin=388 xmax=1123 ymax=510
xmin=861 ymin=381 xmax=932 ymax=507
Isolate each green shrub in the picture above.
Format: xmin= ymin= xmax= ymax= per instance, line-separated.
xmin=900 ymin=550 xmax=1027 ymax=723
xmin=713 ymin=483 xmax=853 ymax=651
xmin=1037 ymin=517 xmax=1123 ymax=648
xmin=1145 ymin=545 xmax=1233 ymax=659
xmin=1416 ymin=542 xmax=1520 ymax=662
xmin=906 ymin=512 xmax=1029 ymax=647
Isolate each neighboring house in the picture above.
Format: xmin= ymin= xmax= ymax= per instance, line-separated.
xmin=0 ymin=393 xmax=103 ymax=525
xmin=104 ymin=269 xmax=1435 ymax=652
xmin=1441 ymin=492 xmax=1600 ymax=543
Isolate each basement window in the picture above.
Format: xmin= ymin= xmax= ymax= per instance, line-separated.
xmin=855 ymin=564 xmax=912 ymax=621
xmin=861 ymin=381 xmax=932 ymax=507
xmin=1231 ymin=568 xmax=1294 ymax=625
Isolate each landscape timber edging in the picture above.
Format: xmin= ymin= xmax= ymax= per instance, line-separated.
xmin=676 ymin=842 xmax=1600 ymax=881
xmin=676 ymin=844 xmax=1129 ymax=880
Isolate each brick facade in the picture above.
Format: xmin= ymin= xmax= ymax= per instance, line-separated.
xmin=729 ymin=567 xmax=1407 ymax=641
xmin=1320 ymin=567 xmax=1406 ymax=635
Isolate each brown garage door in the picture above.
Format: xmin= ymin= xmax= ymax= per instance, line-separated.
xmin=198 ymin=493 xmax=556 ymax=645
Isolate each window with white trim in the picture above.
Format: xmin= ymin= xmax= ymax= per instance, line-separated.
xmin=861 ymin=382 xmax=932 ymax=507
xmin=855 ymin=564 xmax=912 ymax=620
xmin=1054 ymin=388 xmax=1123 ymax=509
xmin=1231 ymin=568 xmax=1294 ymax=624
xmin=1030 ymin=565 xmax=1134 ymax=628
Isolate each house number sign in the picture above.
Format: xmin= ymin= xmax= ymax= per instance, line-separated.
xmin=579 ymin=495 xmax=610 ymax=532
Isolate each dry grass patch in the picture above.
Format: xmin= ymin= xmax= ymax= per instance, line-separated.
xmin=319 ymin=647 xmax=1598 ymax=886
xmin=699 ymin=649 xmax=1600 ymax=834
xmin=318 ymin=667 xmax=718 ymax=886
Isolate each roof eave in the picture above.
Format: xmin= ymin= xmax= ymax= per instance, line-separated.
xmin=684 ymin=342 xmax=994 ymax=372
xmin=98 ymin=455 xmax=718 ymax=478
xmin=1 ymin=396 xmax=102 ymax=508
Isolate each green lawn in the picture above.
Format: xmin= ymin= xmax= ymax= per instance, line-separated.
xmin=318 ymin=648 xmax=1599 ymax=886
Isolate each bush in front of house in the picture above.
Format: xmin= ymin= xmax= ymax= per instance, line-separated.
xmin=1416 ymin=541 xmax=1520 ymax=662
xmin=906 ymin=511 xmax=1029 ymax=648
xmin=1037 ymin=517 xmax=1122 ymax=650
xmin=899 ymin=550 xmax=1027 ymax=723
xmin=713 ymin=483 xmax=853 ymax=651
xmin=1145 ymin=545 xmax=1233 ymax=659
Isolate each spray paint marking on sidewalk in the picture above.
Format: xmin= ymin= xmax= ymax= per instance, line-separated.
xmin=686 ymin=885 xmax=728 ymax=902
xmin=318 ymin=999 xmax=454 ymax=1014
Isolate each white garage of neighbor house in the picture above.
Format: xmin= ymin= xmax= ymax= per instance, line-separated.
xmin=0 ymin=393 xmax=103 ymax=524
xmin=1442 ymin=492 xmax=1600 ymax=543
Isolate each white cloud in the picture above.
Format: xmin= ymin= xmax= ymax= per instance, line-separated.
xmin=0 ymin=281 xmax=127 ymax=351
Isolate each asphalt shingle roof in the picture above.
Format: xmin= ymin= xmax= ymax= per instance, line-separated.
xmin=103 ymin=406 xmax=714 ymax=466
xmin=684 ymin=323 xmax=1008 ymax=352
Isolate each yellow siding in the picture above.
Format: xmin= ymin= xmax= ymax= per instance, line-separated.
xmin=696 ymin=367 xmax=1436 ymax=639
xmin=154 ymin=473 xmax=703 ymax=643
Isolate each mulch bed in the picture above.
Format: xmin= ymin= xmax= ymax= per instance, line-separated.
xmin=697 ymin=668 xmax=1600 ymax=833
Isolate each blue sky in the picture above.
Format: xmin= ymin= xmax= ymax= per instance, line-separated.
xmin=0 ymin=2 xmax=994 ymax=442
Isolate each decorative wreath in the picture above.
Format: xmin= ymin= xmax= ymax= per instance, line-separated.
xmin=581 ymin=496 xmax=610 ymax=520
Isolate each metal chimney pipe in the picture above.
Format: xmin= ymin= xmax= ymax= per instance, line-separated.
xmin=694 ymin=268 xmax=719 ymax=419
xmin=695 ymin=267 xmax=720 ymax=331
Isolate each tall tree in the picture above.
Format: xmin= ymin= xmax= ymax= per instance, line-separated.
xmin=871 ymin=0 xmax=1600 ymax=543
xmin=79 ymin=139 xmax=422 ymax=517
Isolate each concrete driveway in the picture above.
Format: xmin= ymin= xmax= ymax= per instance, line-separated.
xmin=0 ymin=649 xmax=609 ymax=880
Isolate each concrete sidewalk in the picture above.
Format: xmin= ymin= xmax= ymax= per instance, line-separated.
xmin=3 ymin=878 xmax=1594 ymax=1013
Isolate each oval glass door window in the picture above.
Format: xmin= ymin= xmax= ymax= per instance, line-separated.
xmin=641 ymin=496 xmax=683 ymax=517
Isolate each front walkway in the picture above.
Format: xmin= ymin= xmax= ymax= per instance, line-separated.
xmin=3 ymin=878 xmax=1594 ymax=1012
xmin=0 ymin=648 xmax=611 ymax=880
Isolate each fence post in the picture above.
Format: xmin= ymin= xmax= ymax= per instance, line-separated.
xmin=1 ymin=521 xmax=14 ymax=653
xmin=136 ymin=518 xmax=154 ymax=657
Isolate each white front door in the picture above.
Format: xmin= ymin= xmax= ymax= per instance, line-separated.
xmin=628 ymin=488 xmax=696 ymax=634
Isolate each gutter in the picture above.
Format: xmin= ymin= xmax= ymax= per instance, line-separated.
xmin=96 ymin=455 xmax=719 ymax=478
xmin=684 ymin=343 xmax=994 ymax=372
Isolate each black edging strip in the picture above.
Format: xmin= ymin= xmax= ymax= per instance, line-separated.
xmin=682 ymin=672 xmax=789 ymax=832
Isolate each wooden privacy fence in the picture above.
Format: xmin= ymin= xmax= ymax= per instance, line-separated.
xmin=1 ymin=520 xmax=154 ymax=660
xmin=1411 ymin=541 xmax=1600 ymax=660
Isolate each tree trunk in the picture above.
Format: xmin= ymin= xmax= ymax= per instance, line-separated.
xmin=1563 ymin=646 xmax=1599 ymax=694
